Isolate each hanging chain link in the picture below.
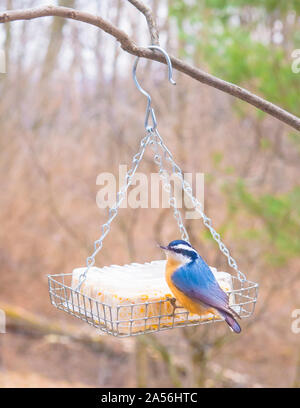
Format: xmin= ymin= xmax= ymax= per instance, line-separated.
xmin=153 ymin=128 xmax=246 ymax=282
xmin=149 ymin=131 xmax=189 ymax=242
xmin=77 ymin=125 xmax=246 ymax=289
xmin=75 ymin=132 xmax=152 ymax=290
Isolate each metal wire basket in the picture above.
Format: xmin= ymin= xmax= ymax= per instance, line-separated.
xmin=48 ymin=262 xmax=258 ymax=338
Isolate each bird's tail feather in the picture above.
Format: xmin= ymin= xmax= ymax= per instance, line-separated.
xmin=218 ymin=310 xmax=241 ymax=334
xmin=228 ymin=306 xmax=241 ymax=321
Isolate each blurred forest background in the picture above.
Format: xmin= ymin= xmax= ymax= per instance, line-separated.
xmin=0 ymin=0 xmax=299 ymax=388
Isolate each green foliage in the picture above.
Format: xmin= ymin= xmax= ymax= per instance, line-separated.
xmin=260 ymin=137 xmax=272 ymax=150
xmin=171 ymin=1 xmax=300 ymax=268
xmin=225 ymin=180 xmax=300 ymax=266
xmin=288 ymin=132 xmax=300 ymax=152
xmin=211 ymin=151 xmax=224 ymax=166
xmin=169 ymin=0 xmax=300 ymax=115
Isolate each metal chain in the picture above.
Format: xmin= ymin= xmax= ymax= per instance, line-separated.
xmin=153 ymin=128 xmax=246 ymax=282
xmin=76 ymin=128 xmax=245 ymax=288
xmin=149 ymin=131 xmax=189 ymax=242
xmin=77 ymin=129 xmax=246 ymax=286
xmin=77 ymin=127 xmax=246 ymax=287
xmin=130 ymin=45 xmax=246 ymax=282
xmin=75 ymin=132 xmax=152 ymax=290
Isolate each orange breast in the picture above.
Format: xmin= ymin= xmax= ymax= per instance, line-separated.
xmin=165 ymin=259 xmax=209 ymax=315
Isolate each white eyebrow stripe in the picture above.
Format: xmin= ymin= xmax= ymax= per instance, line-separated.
xmin=173 ymin=244 xmax=197 ymax=253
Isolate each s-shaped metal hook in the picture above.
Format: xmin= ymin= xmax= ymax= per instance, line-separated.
xmin=132 ymin=46 xmax=176 ymax=131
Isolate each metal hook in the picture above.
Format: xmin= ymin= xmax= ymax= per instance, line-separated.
xmin=132 ymin=45 xmax=176 ymax=131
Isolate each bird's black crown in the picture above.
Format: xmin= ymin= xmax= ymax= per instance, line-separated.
xmin=168 ymin=239 xmax=192 ymax=248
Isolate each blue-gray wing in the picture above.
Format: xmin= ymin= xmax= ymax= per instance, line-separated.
xmin=171 ymin=257 xmax=230 ymax=313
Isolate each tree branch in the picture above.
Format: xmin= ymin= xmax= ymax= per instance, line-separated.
xmin=127 ymin=0 xmax=159 ymax=45
xmin=0 ymin=5 xmax=136 ymax=52
xmin=0 ymin=4 xmax=299 ymax=131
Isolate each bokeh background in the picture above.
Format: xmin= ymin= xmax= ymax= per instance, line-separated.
xmin=0 ymin=0 xmax=299 ymax=388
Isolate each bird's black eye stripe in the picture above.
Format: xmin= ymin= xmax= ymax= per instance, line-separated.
xmin=172 ymin=248 xmax=184 ymax=254
xmin=171 ymin=248 xmax=198 ymax=259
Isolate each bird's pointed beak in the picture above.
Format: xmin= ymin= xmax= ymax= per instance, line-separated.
xmin=158 ymin=244 xmax=168 ymax=251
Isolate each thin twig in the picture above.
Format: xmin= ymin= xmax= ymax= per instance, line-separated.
xmin=0 ymin=5 xmax=299 ymax=130
xmin=127 ymin=0 xmax=159 ymax=45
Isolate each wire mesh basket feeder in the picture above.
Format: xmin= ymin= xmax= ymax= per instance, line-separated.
xmin=48 ymin=261 xmax=258 ymax=337
xmin=48 ymin=46 xmax=258 ymax=336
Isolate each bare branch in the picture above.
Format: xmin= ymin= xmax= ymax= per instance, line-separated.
xmin=127 ymin=0 xmax=159 ymax=45
xmin=0 ymin=5 xmax=137 ymax=52
xmin=0 ymin=5 xmax=299 ymax=131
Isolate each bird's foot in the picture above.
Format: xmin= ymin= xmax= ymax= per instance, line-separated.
xmin=169 ymin=297 xmax=180 ymax=310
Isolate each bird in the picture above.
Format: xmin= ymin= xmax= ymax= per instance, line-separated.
xmin=159 ymin=239 xmax=241 ymax=333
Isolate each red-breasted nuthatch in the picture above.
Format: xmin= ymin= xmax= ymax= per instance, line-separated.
xmin=160 ymin=239 xmax=241 ymax=333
